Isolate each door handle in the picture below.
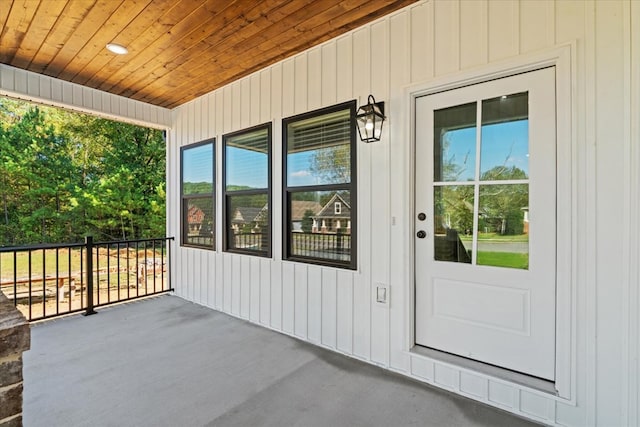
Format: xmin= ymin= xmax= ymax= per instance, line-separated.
xmin=416 ymin=230 xmax=427 ymax=239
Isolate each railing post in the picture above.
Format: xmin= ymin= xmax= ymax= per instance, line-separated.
xmin=84 ymin=236 xmax=97 ymax=316
xmin=261 ymin=232 xmax=268 ymax=252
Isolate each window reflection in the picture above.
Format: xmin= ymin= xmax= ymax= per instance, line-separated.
xmin=183 ymin=194 xmax=214 ymax=247
xmin=433 ymin=186 xmax=473 ymax=263
xmin=181 ymin=140 xmax=215 ymax=249
xmin=225 ymin=128 xmax=269 ymax=190
xmin=227 ymin=194 xmax=268 ymax=254
xmin=288 ymin=190 xmax=352 ymax=263
xmin=434 ymin=102 xmax=476 ymax=182
xmin=223 ymin=124 xmax=271 ymax=256
xmin=432 ymin=93 xmax=530 ymax=270
xmin=287 ymin=109 xmax=351 ymax=187
xmin=284 ymin=101 xmax=356 ymax=269
xmin=480 ymin=93 xmax=529 ymax=179
xmin=182 ymin=143 xmax=213 ymax=195
xmin=477 ymin=184 xmax=529 ymax=269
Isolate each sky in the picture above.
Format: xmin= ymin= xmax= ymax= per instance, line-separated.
xmin=225 ymin=146 xmax=268 ymax=189
xmin=183 ymin=143 xmax=335 ymax=188
xmin=442 ymin=119 xmax=529 ymax=182
xmin=183 ymin=143 xmax=213 ymax=184
xmin=224 ymin=148 xmax=337 ymax=188
xmin=184 ymin=118 xmax=528 ymax=187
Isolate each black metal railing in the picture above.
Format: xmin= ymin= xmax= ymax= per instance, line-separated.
xmin=0 ymin=237 xmax=173 ymax=322
xmin=185 ymin=235 xmax=214 ymax=247
xmin=231 ymin=232 xmax=268 ymax=251
xmin=290 ymin=231 xmax=351 ymax=261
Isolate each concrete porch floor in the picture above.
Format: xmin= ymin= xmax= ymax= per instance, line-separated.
xmin=23 ymin=295 xmax=540 ymax=427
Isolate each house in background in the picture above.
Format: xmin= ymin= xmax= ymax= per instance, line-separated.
xmin=312 ymin=193 xmax=352 ymax=234
xmin=290 ymin=200 xmax=322 ymax=232
xmin=1 ymin=1 xmax=639 ymax=425
xmin=186 ymin=205 xmax=205 ymax=236
xmin=230 ymin=206 xmax=266 ymax=234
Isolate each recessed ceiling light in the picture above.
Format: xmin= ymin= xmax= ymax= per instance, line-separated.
xmin=106 ymin=43 xmax=128 ymax=55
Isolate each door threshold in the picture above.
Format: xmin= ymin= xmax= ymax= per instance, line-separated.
xmin=410 ymin=345 xmax=557 ymax=396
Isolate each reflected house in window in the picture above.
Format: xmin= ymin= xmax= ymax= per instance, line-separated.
xmin=231 ymin=205 xmax=268 ymax=234
xmin=313 ymin=193 xmax=351 ymax=234
xmin=187 ymin=205 xmax=205 ymax=236
xmin=291 ymin=201 xmax=322 ymax=232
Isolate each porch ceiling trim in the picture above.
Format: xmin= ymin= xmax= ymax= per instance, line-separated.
xmin=0 ymin=63 xmax=171 ymax=129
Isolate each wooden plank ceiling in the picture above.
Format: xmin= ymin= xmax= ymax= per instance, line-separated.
xmin=0 ymin=0 xmax=417 ymax=109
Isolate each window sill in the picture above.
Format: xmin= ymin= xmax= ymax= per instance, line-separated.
xmin=284 ymin=256 xmax=355 ymax=270
xmin=224 ymin=249 xmax=271 ymax=258
xmin=180 ymin=244 xmax=215 ymax=251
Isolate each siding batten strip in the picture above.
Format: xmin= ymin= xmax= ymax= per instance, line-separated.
xmin=621 ymin=1 xmax=634 ymax=424
xmin=631 ymin=2 xmax=640 ymax=424
xmin=583 ymin=1 xmax=598 ymax=424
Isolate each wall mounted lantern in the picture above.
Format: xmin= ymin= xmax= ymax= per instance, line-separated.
xmin=355 ymin=95 xmax=386 ymax=143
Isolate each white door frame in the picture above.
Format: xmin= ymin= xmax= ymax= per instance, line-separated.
xmin=396 ymin=44 xmax=576 ymax=401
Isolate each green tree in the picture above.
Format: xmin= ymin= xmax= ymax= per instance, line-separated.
xmin=0 ymin=101 xmax=78 ymax=243
xmin=69 ymin=118 xmax=166 ymax=239
xmin=479 ymin=166 xmax=528 ymax=235
xmin=434 ymin=185 xmax=473 ymax=236
xmin=480 ymin=165 xmax=527 ymax=181
xmin=301 ymin=209 xmax=314 ymax=233
xmin=0 ymin=97 xmax=166 ymax=245
xmin=309 ymin=144 xmax=350 ymax=183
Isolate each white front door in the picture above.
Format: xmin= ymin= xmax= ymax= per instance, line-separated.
xmin=414 ymin=68 xmax=557 ymax=381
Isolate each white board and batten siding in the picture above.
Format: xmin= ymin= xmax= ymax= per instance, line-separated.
xmin=165 ymin=1 xmax=639 ymax=426
xmin=0 ymin=63 xmax=171 ymax=129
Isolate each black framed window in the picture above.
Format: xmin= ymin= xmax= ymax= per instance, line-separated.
xmin=181 ymin=139 xmax=215 ymax=249
xmin=283 ymin=101 xmax=357 ymax=269
xmin=223 ymin=124 xmax=272 ymax=256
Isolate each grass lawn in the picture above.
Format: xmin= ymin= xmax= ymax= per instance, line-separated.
xmin=460 ymin=232 xmax=529 ymax=242
xmin=0 ymin=249 xmax=84 ymax=279
xmin=1 ymin=247 xmax=165 ymax=281
xmin=477 ymin=251 xmax=528 ymax=269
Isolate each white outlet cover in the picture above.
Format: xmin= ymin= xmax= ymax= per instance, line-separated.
xmin=376 ymin=285 xmax=389 ymax=305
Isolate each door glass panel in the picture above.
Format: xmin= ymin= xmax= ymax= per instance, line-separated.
xmin=432 ymin=94 xmax=530 ymax=270
xmin=434 ymin=185 xmax=473 ymax=263
xmin=477 ymin=184 xmax=529 ymax=269
xmin=434 ymin=102 xmax=477 ymax=182
xmin=480 ymin=92 xmax=529 ymax=179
